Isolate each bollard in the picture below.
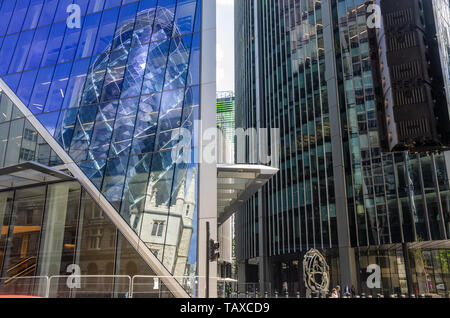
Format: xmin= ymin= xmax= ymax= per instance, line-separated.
xmin=361 ymin=293 xmax=366 ymax=298
xmin=285 ymin=291 xmax=289 ymax=298
xmin=265 ymin=291 xmax=269 ymax=298
xmin=275 ymin=291 xmax=279 ymax=298
xmin=245 ymin=291 xmax=249 ymax=299
xmin=296 ymin=292 xmax=301 ymax=299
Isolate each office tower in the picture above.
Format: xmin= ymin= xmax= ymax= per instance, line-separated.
xmin=217 ymin=91 xmax=235 ymax=163
xmin=0 ymin=0 xmax=216 ymax=298
xmin=235 ymin=0 xmax=450 ymax=297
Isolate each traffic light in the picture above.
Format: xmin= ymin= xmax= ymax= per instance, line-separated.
xmin=209 ymin=239 xmax=220 ymax=261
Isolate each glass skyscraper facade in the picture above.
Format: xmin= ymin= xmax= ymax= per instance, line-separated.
xmin=217 ymin=92 xmax=235 ymax=146
xmin=235 ymin=0 xmax=450 ymax=297
xmin=0 ymin=0 xmax=216 ymax=298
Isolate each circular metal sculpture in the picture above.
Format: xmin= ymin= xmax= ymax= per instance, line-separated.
xmin=303 ymin=249 xmax=330 ymax=294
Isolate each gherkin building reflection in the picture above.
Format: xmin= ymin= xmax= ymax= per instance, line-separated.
xmin=53 ymin=7 xmax=198 ymax=284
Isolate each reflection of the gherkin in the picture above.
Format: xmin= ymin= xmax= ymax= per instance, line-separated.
xmin=52 ymin=6 xmax=197 ymax=292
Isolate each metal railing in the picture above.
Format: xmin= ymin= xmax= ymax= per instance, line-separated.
xmin=0 ymin=275 xmax=198 ymax=298
xmin=1 ymin=276 xmax=449 ymax=298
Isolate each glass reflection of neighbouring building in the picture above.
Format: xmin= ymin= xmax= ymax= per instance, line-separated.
xmin=0 ymin=0 xmax=213 ymax=298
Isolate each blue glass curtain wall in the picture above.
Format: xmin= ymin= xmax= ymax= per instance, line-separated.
xmin=0 ymin=0 xmax=202 ymax=282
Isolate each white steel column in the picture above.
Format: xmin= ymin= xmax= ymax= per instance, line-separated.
xmin=197 ymin=0 xmax=217 ymax=298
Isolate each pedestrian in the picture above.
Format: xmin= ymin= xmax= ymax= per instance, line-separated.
xmin=351 ymin=285 xmax=356 ymax=298
xmin=344 ymin=285 xmax=351 ymax=297
xmin=336 ymin=285 xmax=341 ymax=298
xmin=331 ymin=288 xmax=338 ymax=298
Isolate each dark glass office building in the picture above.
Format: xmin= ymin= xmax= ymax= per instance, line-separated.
xmin=0 ymin=0 xmax=217 ymax=298
xmin=235 ymin=0 xmax=450 ymax=297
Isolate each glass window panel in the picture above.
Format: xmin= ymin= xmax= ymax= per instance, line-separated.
xmin=111 ymin=2 xmax=138 ymax=50
xmin=75 ymin=12 xmax=101 ymax=59
xmin=49 ymin=149 xmax=63 ymax=166
xmin=88 ymin=100 xmax=118 ymax=159
xmin=37 ymin=182 xmax=81 ymax=278
xmin=102 ymin=156 xmax=130 ymax=210
xmin=4 ymin=118 xmax=25 ymax=167
xmin=87 ymin=0 xmax=105 ymax=14
xmin=80 ymin=53 xmax=109 ymax=105
xmin=151 ymin=0 xmax=176 ymax=43
xmin=115 ymin=232 xmax=154 ymax=279
xmin=132 ymin=0 xmax=157 ymax=46
xmin=24 ymin=25 xmax=51 ymax=71
xmin=131 ymin=93 xmax=160 ymax=155
xmin=141 ymin=39 xmax=170 ymax=94
xmin=2 ymin=186 xmax=46 ymax=281
xmin=109 ymin=97 xmax=138 ymax=157
xmin=101 ymin=48 xmax=128 ymax=102
xmin=154 ymin=88 xmax=184 ymax=151
xmin=0 ymin=33 xmax=19 ymax=75
xmin=6 ymin=0 xmax=30 ymax=35
xmin=163 ymin=163 xmax=197 ymax=276
xmin=92 ymin=7 xmax=120 ymax=56
xmin=193 ymin=0 xmax=200 ymax=32
xmin=16 ymin=70 xmax=39 ymax=106
xmin=120 ymin=44 xmax=148 ymax=98
xmin=119 ymin=154 xmax=151 ymax=230
xmin=29 ymin=66 xmax=55 ymax=114
xmin=69 ymin=105 xmax=98 ymax=162
xmin=19 ymin=120 xmax=38 ymax=162
xmin=186 ymin=32 xmax=200 ymax=86
xmin=22 ymin=0 xmax=44 ymax=30
xmin=0 ymin=191 xmax=14 ymax=273
xmin=9 ymin=30 xmax=35 ymax=74
xmin=104 ymin=0 xmax=121 ymax=9
xmin=36 ymin=135 xmax=51 ymax=165
xmin=173 ymin=0 xmax=197 ymax=35
xmin=58 ymin=20 xmax=84 ymax=63
xmin=40 ymin=22 xmax=66 ymax=67
xmin=78 ymin=159 xmax=106 ymax=189
xmin=44 ymin=62 xmax=72 ymax=113
xmin=0 ymin=122 xmax=10 ymax=167
xmin=163 ymin=34 xmax=192 ymax=90
xmin=62 ymin=57 xmax=90 ymax=109
xmin=140 ymin=151 xmax=175 ymax=259
xmin=0 ymin=93 xmax=13 ymax=123
xmin=0 ymin=0 xmax=16 ymax=36
xmin=37 ymin=0 xmax=58 ymax=27
xmin=53 ymin=0 xmax=74 ymax=23
xmin=54 ymin=107 xmax=79 ymax=149
xmin=36 ymin=111 xmax=60 ymax=136
xmin=76 ymin=0 xmax=90 ymax=15
xmin=74 ymin=190 xmax=116 ymax=297
xmin=11 ymin=101 xmax=24 ymax=120
xmin=2 ymin=74 xmax=21 ymax=92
